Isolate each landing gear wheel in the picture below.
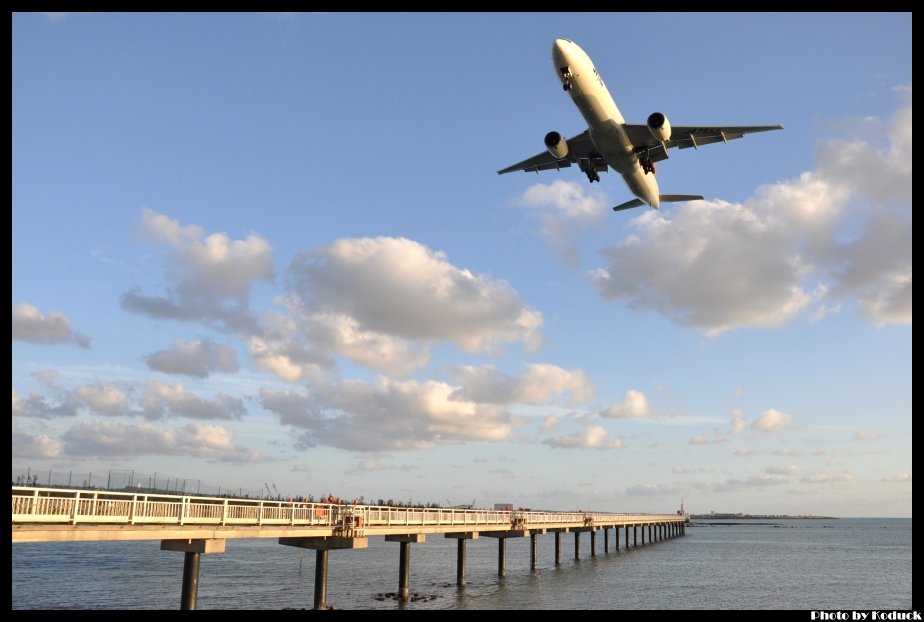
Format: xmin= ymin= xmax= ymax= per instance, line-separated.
xmin=562 ymin=79 xmax=571 ymax=92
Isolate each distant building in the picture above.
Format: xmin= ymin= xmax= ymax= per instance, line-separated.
xmin=494 ymin=503 xmax=514 ymax=511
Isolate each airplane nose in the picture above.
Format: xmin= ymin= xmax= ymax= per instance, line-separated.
xmin=552 ymin=38 xmax=569 ymax=62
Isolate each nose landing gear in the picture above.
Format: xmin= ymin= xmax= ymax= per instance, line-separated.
xmin=559 ymin=67 xmax=573 ymax=91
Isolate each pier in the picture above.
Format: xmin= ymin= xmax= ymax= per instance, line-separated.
xmin=12 ymin=486 xmax=686 ymax=609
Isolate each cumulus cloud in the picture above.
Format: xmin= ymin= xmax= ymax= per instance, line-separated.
xmin=543 ymin=425 xmax=624 ymax=449
xmin=448 ymin=363 xmax=593 ymax=405
xmin=688 ymin=434 xmax=726 ymax=446
xmin=751 ymin=409 xmax=793 ymax=433
xmin=260 ymin=378 xmax=515 ymax=451
xmin=12 ymin=303 xmax=90 ymax=348
xmin=12 ymin=430 xmax=64 ymax=459
xmin=591 ymin=96 xmax=911 ymax=333
xmin=730 ymin=409 xmax=747 ymax=435
xmin=881 ymin=473 xmax=911 ymax=483
xmin=144 ymin=338 xmax=239 ymax=377
xmin=60 ymin=421 xmax=262 ymax=462
xmin=625 ymin=476 xmax=786 ymax=496
xmin=141 ymin=380 xmax=245 ymax=420
xmin=12 ymin=387 xmax=80 ymax=418
xmin=734 ymin=448 xmax=758 ymax=456
xmin=40 ymin=12 xmax=71 ymax=22
xmin=600 ymin=389 xmax=651 ymax=418
xmin=518 ymin=180 xmax=608 ymax=266
xmin=540 ymin=415 xmax=560 ymax=433
xmin=852 ymin=431 xmax=879 ymax=441
xmin=286 ymin=237 xmax=543 ymax=357
xmin=120 ymin=209 xmax=274 ymax=333
xmin=800 ymin=472 xmax=854 ymax=484
xmin=765 ymin=465 xmax=803 ymax=475
xmin=624 ymin=482 xmax=684 ymax=497
xmin=74 ymin=383 xmax=130 ymax=416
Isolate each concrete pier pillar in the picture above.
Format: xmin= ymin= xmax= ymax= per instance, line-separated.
xmin=445 ymin=532 xmax=478 ymax=587
xmin=530 ymin=533 xmax=538 ymax=571
xmin=399 ymin=542 xmax=411 ymax=600
xmin=615 ymin=526 xmax=620 ymax=551
xmin=574 ymin=531 xmax=581 ymax=560
xmin=604 ymin=528 xmax=609 ymax=553
xmin=161 ymin=538 xmax=226 ymax=611
xmin=457 ymin=539 xmax=467 ymax=585
xmin=498 ymin=538 xmax=507 ymax=577
xmin=633 ymin=525 xmax=637 ymax=547
xmin=279 ymin=536 xmax=368 ymax=610
xmin=642 ymin=524 xmax=646 ymax=544
xmin=181 ymin=551 xmax=200 ymax=610
xmin=385 ymin=534 xmax=426 ymax=602
xmin=314 ymin=550 xmax=329 ymax=610
xmin=555 ymin=531 xmax=562 ymax=565
xmin=590 ymin=529 xmax=597 ymax=556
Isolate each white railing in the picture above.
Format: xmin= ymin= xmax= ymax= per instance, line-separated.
xmin=11 ymin=486 xmax=683 ymax=531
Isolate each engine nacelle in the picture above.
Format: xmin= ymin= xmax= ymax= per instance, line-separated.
xmin=647 ymin=112 xmax=672 ymax=142
xmin=544 ymin=131 xmax=569 ymax=159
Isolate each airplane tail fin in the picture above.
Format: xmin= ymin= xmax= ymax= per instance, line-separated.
xmin=612 ymin=195 xmax=703 ymax=213
xmin=612 ymin=198 xmax=645 ymax=212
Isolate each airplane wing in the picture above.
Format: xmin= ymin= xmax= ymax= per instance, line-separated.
xmin=622 ymin=124 xmax=783 ymax=163
xmin=497 ymin=130 xmax=606 ymax=174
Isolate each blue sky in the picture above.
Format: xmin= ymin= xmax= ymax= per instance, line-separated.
xmin=12 ymin=13 xmax=911 ymax=516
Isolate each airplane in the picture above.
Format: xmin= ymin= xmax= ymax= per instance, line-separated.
xmin=498 ymin=39 xmax=783 ymax=212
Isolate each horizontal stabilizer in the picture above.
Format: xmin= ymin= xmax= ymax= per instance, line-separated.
xmin=659 ymin=194 xmax=704 ymax=203
xmin=612 ymin=198 xmax=645 ymax=212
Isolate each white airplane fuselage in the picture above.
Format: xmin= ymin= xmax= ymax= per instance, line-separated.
xmin=552 ymin=39 xmax=661 ymax=208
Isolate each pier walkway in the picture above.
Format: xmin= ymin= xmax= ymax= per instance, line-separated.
xmin=12 ymin=486 xmax=686 ymax=609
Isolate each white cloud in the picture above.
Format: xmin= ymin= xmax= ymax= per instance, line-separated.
xmin=12 ymin=430 xmax=63 ymax=459
xmin=590 ymin=97 xmax=912 ymax=333
xmin=260 ymin=378 xmax=515 ymax=451
xmin=852 ymin=431 xmax=879 ymax=441
xmin=800 ymin=472 xmax=854 ymax=484
xmin=12 ymin=303 xmax=90 ymax=348
xmin=518 ymin=180 xmax=607 ymax=266
xmin=543 ymin=425 xmax=623 ymax=450
xmin=751 ymin=409 xmax=793 ymax=433
xmin=286 ymin=237 xmax=543 ymax=357
xmin=141 ymin=380 xmax=245 ymax=420
xmin=120 ymin=209 xmax=274 ymax=333
xmin=40 ymin=12 xmax=71 ymax=23
xmin=60 ymin=421 xmax=262 ymax=462
xmin=624 ymin=482 xmax=684 ymax=496
xmin=765 ymin=465 xmax=803 ymax=475
xmin=734 ymin=448 xmax=758 ymax=456
xmin=448 ymin=363 xmax=593 ymax=405
xmin=540 ymin=415 xmax=560 ymax=433
xmin=730 ymin=409 xmax=747 ymax=435
xmin=144 ymin=339 xmax=239 ymax=377
xmin=247 ymin=309 xmax=334 ymax=382
xmin=600 ymin=389 xmax=651 ymax=418
xmin=881 ymin=473 xmax=911 ymax=483
xmin=688 ymin=435 xmax=726 ymax=446
xmin=11 ymin=387 xmax=79 ymax=418
xmin=74 ymin=384 xmax=129 ymax=416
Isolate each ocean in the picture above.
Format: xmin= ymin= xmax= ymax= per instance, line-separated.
xmin=11 ymin=518 xmax=912 ymax=610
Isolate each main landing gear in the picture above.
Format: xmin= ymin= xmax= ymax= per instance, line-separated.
xmin=639 ymin=150 xmax=656 ymax=175
xmin=579 ymin=159 xmax=600 ymax=183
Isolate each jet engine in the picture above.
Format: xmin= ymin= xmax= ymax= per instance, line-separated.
xmin=647 ymin=112 xmax=672 ymax=142
xmin=544 ymin=131 xmax=569 ymax=159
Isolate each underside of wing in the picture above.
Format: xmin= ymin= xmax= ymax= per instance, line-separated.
xmin=623 ymin=123 xmax=783 ymax=157
xmin=497 ymin=130 xmax=605 ymax=175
